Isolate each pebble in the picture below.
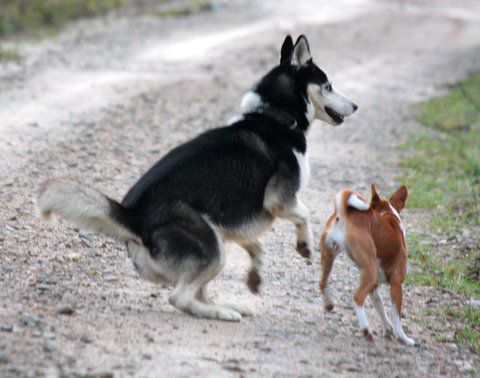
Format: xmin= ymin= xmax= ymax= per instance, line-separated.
xmin=21 ymin=313 xmax=40 ymax=327
xmin=66 ymin=160 xmax=78 ymax=167
xmin=80 ymin=333 xmax=93 ymax=344
xmin=36 ymin=283 xmax=50 ymax=291
xmin=0 ymin=324 xmax=14 ymax=332
xmin=57 ymin=305 xmax=75 ymax=315
xmin=2 ymin=262 xmax=15 ymax=271
xmin=43 ymin=340 xmax=56 ymax=352
xmin=87 ymin=370 xmax=114 ymax=378
xmin=467 ymin=299 xmax=480 ymax=309
xmin=0 ymin=353 xmax=10 ymax=364
xmin=103 ymin=274 xmax=117 ymax=282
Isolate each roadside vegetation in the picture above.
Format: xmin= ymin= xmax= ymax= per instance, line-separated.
xmin=402 ymin=71 xmax=480 ymax=354
xmin=153 ymin=0 xmax=214 ymax=17
xmin=0 ymin=0 xmax=127 ymax=38
xmin=0 ymin=0 xmax=128 ymax=61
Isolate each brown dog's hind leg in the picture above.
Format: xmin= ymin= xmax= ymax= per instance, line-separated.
xmin=319 ymin=233 xmax=337 ymax=311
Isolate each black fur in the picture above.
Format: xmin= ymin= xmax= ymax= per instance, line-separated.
xmin=108 ymin=35 xmax=331 ymax=267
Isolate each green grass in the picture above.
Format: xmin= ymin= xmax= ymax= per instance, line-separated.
xmin=0 ymin=45 xmax=20 ymax=61
xmin=402 ymin=71 xmax=480 ymax=355
xmin=154 ymin=0 xmax=213 ymax=17
xmin=401 ymin=71 xmax=480 ymax=235
xmin=454 ymin=306 xmax=480 ymax=355
xmin=0 ymin=0 xmax=128 ymax=38
xmin=406 ymin=233 xmax=480 ymax=296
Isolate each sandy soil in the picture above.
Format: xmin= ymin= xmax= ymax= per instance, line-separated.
xmin=1 ymin=0 xmax=480 ymax=376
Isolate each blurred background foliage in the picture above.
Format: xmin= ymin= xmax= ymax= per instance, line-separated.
xmin=0 ymin=0 xmax=128 ymax=37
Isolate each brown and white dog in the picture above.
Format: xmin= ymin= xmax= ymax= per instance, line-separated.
xmin=319 ymin=184 xmax=415 ymax=345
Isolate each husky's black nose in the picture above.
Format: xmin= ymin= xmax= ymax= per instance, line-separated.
xmin=352 ymin=103 xmax=358 ymax=112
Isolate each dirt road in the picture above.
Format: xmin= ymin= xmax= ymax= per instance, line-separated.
xmin=1 ymin=0 xmax=480 ymax=376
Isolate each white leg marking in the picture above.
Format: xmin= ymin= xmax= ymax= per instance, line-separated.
xmin=281 ymin=199 xmax=312 ymax=255
xmin=323 ymin=285 xmax=334 ymax=309
xmin=370 ymin=289 xmax=393 ymax=336
xmin=391 ymin=301 xmax=415 ymax=345
xmin=197 ymin=286 xmax=252 ymax=317
xmin=173 ymin=280 xmax=242 ymax=322
xmin=355 ymin=304 xmax=371 ymax=333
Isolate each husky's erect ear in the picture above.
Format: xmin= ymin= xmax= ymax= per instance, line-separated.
xmin=370 ymin=184 xmax=381 ymax=207
xmin=390 ymin=185 xmax=408 ymax=213
xmin=280 ymin=35 xmax=294 ymax=65
xmin=292 ymin=35 xmax=311 ymax=66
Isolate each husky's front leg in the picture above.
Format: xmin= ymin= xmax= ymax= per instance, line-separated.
xmin=281 ymin=199 xmax=313 ymax=258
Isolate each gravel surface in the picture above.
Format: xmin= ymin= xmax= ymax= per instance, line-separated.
xmin=1 ymin=0 xmax=480 ymax=376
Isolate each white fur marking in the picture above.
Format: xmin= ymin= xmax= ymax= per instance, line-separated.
xmin=388 ymin=203 xmax=405 ymax=236
xmin=391 ymin=302 xmax=415 ymax=345
xmin=240 ymin=91 xmax=262 ymax=113
xmin=347 ymin=194 xmax=369 ymax=211
xmin=325 ymin=220 xmax=345 ymax=254
xmin=293 ymin=149 xmax=310 ymax=190
xmin=355 ymin=304 xmax=370 ymax=331
xmin=323 ymin=285 xmax=334 ymax=308
xmin=305 ymin=99 xmax=315 ymax=124
xmin=227 ymin=115 xmax=244 ymax=125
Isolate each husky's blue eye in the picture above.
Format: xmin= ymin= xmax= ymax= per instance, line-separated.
xmin=325 ymin=84 xmax=332 ymax=92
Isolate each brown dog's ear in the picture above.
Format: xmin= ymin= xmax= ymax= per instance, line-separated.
xmin=370 ymin=184 xmax=381 ymax=207
xmin=390 ymin=185 xmax=408 ymax=213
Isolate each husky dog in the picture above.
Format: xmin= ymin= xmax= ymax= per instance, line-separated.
xmin=37 ymin=35 xmax=358 ymax=321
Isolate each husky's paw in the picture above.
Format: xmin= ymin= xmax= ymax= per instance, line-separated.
xmin=223 ymin=303 xmax=253 ymax=317
xmin=296 ymin=241 xmax=312 ymax=258
xmin=216 ymin=307 xmax=242 ymax=322
xmin=247 ymin=269 xmax=261 ymax=294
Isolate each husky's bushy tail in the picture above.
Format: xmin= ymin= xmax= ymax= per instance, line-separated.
xmin=36 ymin=179 xmax=136 ymax=242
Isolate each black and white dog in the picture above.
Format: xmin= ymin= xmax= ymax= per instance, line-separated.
xmin=37 ymin=35 xmax=357 ymax=321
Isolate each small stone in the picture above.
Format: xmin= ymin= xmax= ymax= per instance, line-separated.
xmin=467 ymin=299 xmax=480 ymax=309
xmin=0 ymin=353 xmax=10 ymax=364
xmin=44 ymin=332 xmax=56 ymax=340
xmin=2 ymin=263 xmax=15 ymax=271
xmin=21 ymin=313 xmax=40 ymax=327
xmin=87 ymin=371 xmax=114 ymax=378
xmin=0 ymin=324 xmax=13 ymax=332
xmin=36 ymin=283 xmax=50 ymax=291
xmin=80 ymin=333 xmax=92 ymax=343
xmin=57 ymin=305 xmax=75 ymax=315
xmin=43 ymin=340 xmax=56 ymax=352
xmin=103 ymin=274 xmax=117 ymax=282
xmin=66 ymin=160 xmax=78 ymax=168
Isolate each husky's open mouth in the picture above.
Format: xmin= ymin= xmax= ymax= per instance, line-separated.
xmin=325 ymin=106 xmax=345 ymax=124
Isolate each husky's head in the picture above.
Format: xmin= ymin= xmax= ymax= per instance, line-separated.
xmin=241 ymin=35 xmax=358 ymax=130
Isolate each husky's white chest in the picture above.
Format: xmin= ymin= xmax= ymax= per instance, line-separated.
xmin=293 ymin=149 xmax=310 ymax=190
